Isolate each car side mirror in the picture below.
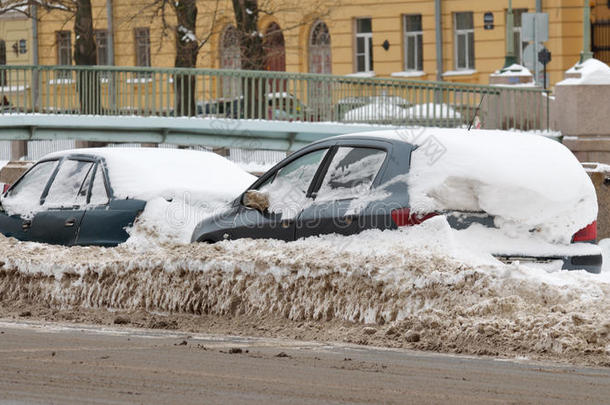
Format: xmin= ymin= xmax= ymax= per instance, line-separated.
xmin=243 ymin=190 xmax=270 ymax=212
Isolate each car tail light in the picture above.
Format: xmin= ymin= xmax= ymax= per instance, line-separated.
xmin=391 ymin=207 xmax=437 ymax=227
xmin=2 ymin=183 xmax=9 ymax=194
xmin=573 ymin=221 xmax=597 ymax=242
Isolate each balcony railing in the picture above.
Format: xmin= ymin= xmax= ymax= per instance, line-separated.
xmin=0 ymin=65 xmax=548 ymax=130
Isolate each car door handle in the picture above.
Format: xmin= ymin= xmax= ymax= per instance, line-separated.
xmin=21 ymin=221 xmax=31 ymax=230
xmin=281 ymin=220 xmax=293 ymax=229
xmin=65 ymin=219 xmax=76 ymax=227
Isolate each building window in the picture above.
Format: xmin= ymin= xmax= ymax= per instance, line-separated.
xmin=454 ymin=12 xmax=474 ymax=70
xmin=355 ymin=18 xmax=373 ymax=72
xmin=309 ymin=20 xmax=331 ymax=74
xmin=510 ymin=9 xmax=528 ymax=65
xmin=403 ymin=14 xmax=422 ymax=71
xmin=220 ymin=25 xmax=241 ymax=98
xmin=94 ymin=29 xmax=108 ymax=65
xmin=134 ymin=27 xmax=151 ymax=67
xmin=56 ymin=31 xmax=71 ymax=65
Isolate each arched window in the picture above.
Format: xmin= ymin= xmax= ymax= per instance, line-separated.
xmin=309 ymin=21 xmax=331 ymax=74
xmin=220 ymin=25 xmax=241 ymax=70
xmin=264 ymin=23 xmax=286 ymax=72
xmin=308 ymin=21 xmax=332 ymax=121
xmin=220 ymin=25 xmax=241 ymax=98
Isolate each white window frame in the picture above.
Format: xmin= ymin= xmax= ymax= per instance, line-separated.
xmin=454 ymin=12 xmax=474 ymax=70
xmin=355 ymin=18 xmax=373 ymax=73
xmin=403 ymin=14 xmax=423 ymax=71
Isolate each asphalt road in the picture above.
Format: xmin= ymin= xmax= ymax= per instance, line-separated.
xmin=0 ymin=320 xmax=608 ymax=405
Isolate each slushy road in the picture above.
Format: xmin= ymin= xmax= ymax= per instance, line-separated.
xmin=0 ymin=320 xmax=608 ymax=404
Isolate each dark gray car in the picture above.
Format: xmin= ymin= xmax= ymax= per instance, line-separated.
xmin=191 ymin=133 xmax=602 ymax=274
xmin=0 ymin=153 xmax=145 ymax=246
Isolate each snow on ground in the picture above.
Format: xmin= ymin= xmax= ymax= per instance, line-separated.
xmin=0 ymin=216 xmax=608 ymax=365
xmin=0 ymin=129 xmax=607 ymax=365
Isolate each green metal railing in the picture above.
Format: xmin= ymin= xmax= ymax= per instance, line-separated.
xmin=0 ymin=65 xmax=548 ymax=130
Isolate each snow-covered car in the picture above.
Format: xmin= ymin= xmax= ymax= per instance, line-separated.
xmin=0 ymin=148 xmax=255 ymax=246
xmin=198 ymin=92 xmax=314 ymax=121
xmin=191 ymin=128 xmax=602 ymax=273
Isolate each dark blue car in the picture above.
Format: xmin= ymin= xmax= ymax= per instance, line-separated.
xmin=0 ymin=148 xmax=255 ymax=246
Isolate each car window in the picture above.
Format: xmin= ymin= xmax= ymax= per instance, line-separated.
xmin=317 ymin=147 xmax=386 ymax=200
xmin=257 ymin=148 xmax=328 ymax=216
xmin=44 ymin=159 xmax=95 ymax=207
xmin=89 ymin=165 xmax=109 ymax=205
xmin=260 ymin=149 xmax=327 ymax=196
xmin=6 ymin=160 xmax=58 ymax=202
xmin=75 ymin=164 xmax=95 ymax=206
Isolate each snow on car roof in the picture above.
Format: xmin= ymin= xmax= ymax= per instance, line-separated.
xmin=337 ymin=128 xmax=597 ymax=244
xmin=44 ymin=147 xmax=256 ymax=202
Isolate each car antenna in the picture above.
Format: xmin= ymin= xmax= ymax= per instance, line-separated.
xmin=468 ymin=93 xmax=485 ymax=131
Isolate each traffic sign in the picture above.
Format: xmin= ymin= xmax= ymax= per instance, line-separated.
xmin=522 ymin=13 xmax=548 ymax=42
xmin=538 ymin=48 xmax=551 ymax=65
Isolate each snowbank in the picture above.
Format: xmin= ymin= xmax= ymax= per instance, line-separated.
xmin=557 ymin=58 xmax=610 ymax=85
xmin=0 ymin=217 xmax=608 ymax=365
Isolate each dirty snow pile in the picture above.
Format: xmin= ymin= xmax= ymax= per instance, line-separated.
xmin=0 ymin=217 xmax=608 ymax=365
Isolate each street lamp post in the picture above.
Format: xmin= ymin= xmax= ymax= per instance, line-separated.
xmin=504 ymin=0 xmax=516 ymax=68
xmin=580 ymin=0 xmax=593 ymax=62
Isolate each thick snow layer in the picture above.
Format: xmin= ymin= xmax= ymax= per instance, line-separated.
xmin=0 ymin=217 xmax=608 ymax=365
xmin=344 ymin=128 xmax=597 ymax=244
xmin=44 ymin=148 xmax=256 ymax=202
xmin=558 ymin=58 xmax=610 ymax=85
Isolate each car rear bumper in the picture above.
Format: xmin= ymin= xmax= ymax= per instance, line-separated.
xmin=495 ymin=254 xmax=602 ymax=274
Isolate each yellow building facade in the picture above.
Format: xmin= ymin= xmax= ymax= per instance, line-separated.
xmin=21 ymin=1 xmax=606 ymax=88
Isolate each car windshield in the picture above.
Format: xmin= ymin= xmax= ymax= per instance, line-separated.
xmin=2 ymin=160 xmax=58 ymax=217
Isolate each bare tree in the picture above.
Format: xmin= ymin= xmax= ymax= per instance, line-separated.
xmin=232 ymin=0 xmax=265 ymax=71
xmin=140 ymin=0 xmax=220 ymax=116
xmin=2 ymin=0 xmax=101 ymax=113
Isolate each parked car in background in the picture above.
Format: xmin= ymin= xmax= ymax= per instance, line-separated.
xmin=199 ymin=92 xmax=314 ymax=121
xmin=0 ymin=148 xmax=255 ymax=246
xmin=192 ymin=128 xmax=602 ymax=273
